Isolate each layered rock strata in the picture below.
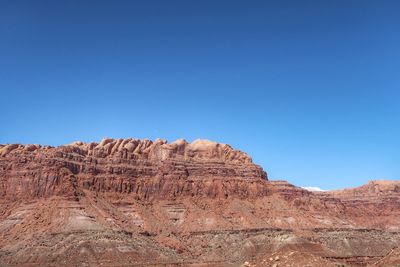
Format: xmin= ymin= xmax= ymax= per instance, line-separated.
xmin=0 ymin=138 xmax=399 ymax=267
xmin=0 ymin=138 xmax=267 ymax=200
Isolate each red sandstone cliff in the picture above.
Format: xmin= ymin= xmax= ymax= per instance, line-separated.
xmin=0 ymin=138 xmax=267 ymax=200
xmin=0 ymin=138 xmax=399 ymax=267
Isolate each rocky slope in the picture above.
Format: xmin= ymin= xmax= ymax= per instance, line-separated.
xmin=0 ymin=138 xmax=399 ymax=266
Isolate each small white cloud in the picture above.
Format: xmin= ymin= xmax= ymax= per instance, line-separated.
xmin=301 ymin=186 xmax=326 ymax=192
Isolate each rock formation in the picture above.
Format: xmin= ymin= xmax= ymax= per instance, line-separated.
xmin=0 ymin=138 xmax=399 ymax=266
xmin=0 ymin=138 xmax=266 ymax=200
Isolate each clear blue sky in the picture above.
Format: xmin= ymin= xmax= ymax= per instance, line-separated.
xmin=1 ymin=1 xmax=399 ymax=189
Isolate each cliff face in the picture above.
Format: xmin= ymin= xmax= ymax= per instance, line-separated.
xmin=0 ymin=138 xmax=267 ymax=200
xmin=0 ymin=138 xmax=399 ymax=267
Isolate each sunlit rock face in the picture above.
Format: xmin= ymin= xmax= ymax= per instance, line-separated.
xmin=1 ymin=139 xmax=400 ymax=267
xmin=0 ymin=138 xmax=267 ymax=200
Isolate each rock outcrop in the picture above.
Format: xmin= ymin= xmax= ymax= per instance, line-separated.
xmin=0 ymin=138 xmax=399 ymax=267
xmin=328 ymin=180 xmax=400 ymax=197
xmin=0 ymin=138 xmax=267 ymax=200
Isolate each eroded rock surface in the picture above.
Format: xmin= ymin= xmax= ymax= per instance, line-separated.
xmin=0 ymin=138 xmax=399 ymax=266
xmin=0 ymin=138 xmax=267 ymax=200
